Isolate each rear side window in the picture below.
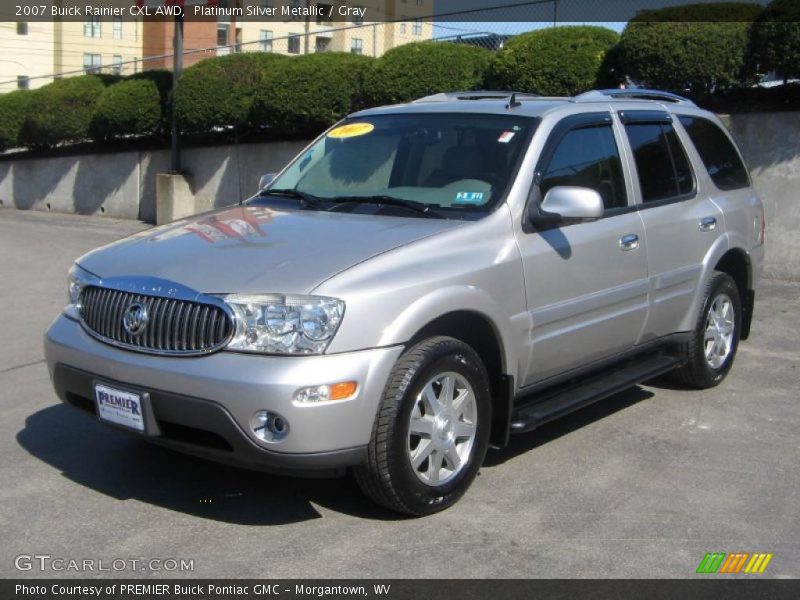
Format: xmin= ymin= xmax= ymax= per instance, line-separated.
xmin=678 ymin=115 xmax=750 ymax=191
xmin=625 ymin=122 xmax=694 ymax=203
xmin=540 ymin=124 xmax=628 ymax=210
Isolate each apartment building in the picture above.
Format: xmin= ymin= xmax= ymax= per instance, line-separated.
xmin=0 ymin=0 xmax=434 ymax=93
xmin=0 ymin=18 xmax=143 ymax=92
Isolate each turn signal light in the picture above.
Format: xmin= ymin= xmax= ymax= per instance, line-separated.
xmin=294 ymin=381 xmax=358 ymax=403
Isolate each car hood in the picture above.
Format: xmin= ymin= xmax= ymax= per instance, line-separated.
xmin=77 ymin=205 xmax=464 ymax=294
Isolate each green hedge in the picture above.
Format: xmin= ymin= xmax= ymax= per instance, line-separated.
xmin=489 ymin=26 xmax=620 ymax=96
xmin=362 ymin=42 xmax=491 ymax=105
xmin=750 ymin=0 xmax=800 ymax=80
xmin=0 ymin=90 xmax=32 ymax=151
xmin=619 ymin=3 xmax=762 ymax=95
xmin=89 ymin=78 xmax=162 ymax=142
xmin=174 ymin=52 xmax=286 ymax=134
xmin=18 ymin=75 xmax=106 ymax=148
xmin=251 ymin=52 xmax=374 ymax=137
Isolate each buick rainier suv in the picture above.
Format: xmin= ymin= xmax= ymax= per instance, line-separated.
xmin=45 ymin=89 xmax=764 ymax=515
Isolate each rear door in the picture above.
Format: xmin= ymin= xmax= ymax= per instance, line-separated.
xmin=619 ymin=110 xmax=723 ymax=341
xmin=516 ymin=112 xmax=649 ymax=386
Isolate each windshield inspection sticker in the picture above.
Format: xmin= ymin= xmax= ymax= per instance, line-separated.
xmin=455 ymin=192 xmax=485 ymax=204
xmin=327 ymin=123 xmax=375 ymax=139
xmin=498 ymin=131 xmax=516 ymax=143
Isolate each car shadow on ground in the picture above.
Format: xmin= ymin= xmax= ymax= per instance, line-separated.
xmin=484 ymin=385 xmax=654 ymax=467
xmin=17 ymin=404 xmax=398 ymax=525
xmin=19 ymin=387 xmax=654 ymax=523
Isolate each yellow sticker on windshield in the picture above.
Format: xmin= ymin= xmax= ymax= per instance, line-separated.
xmin=327 ymin=123 xmax=375 ymax=139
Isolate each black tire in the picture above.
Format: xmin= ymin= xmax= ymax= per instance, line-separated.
xmin=354 ymin=336 xmax=492 ymax=516
xmin=673 ymin=271 xmax=741 ymax=389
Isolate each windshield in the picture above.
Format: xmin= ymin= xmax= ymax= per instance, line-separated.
xmin=256 ymin=113 xmax=537 ymax=219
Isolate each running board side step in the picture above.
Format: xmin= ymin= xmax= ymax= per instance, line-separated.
xmin=509 ymin=353 xmax=686 ymax=434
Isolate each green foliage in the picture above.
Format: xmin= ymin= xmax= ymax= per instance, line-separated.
xmin=488 ymin=26 xmax=619 ymax=96
xmin=251 ymin=52 xmax=375 ymax=137
xmin=750 ymin=0 xmax=800 ymax=80
xmin=619 ymin=3 xmax=762 ymax=94
xmin=362 ymin=42 xmax=491 ymax=105
xmin=0 ymin=90 xmax=33 ymax=151
xmin=631 ymin=2 xmax=762 ymax=22
xmin=18 ymin=75 xmax=106 ymax=148
xmin=90 ymin=79 xmax=162 ymax=142
xmin=174 ymin=52 xmax=286 ymax=134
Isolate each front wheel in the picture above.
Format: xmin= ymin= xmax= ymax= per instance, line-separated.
xmin=354 ymin=336 xmax=491 ymax=516
xmin=674 ymin=271 xmax=741 ymax=388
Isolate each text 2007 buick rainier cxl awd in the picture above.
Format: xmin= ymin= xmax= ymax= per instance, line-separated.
xmin=45 ymin=90 xmax=764 ymax=515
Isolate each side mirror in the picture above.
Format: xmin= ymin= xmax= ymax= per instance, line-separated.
xmin=258 ymin=173 xmax=277 ymax=192
xmin=530 ymin=186 xmax=604 ymax=227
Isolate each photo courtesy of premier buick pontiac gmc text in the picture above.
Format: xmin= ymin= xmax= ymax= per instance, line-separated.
xmin=44 ymin=89 xmax=765 ymax=516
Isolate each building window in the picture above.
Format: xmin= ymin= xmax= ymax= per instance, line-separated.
xmin=259 ymin=30 xmax=273 ymax=52
xmin=399 ymin=19 xmax=407 ymax=34
xmin=113 ymin=55 xmax=123 ymax=75
xmin=350 ymin=38 xmax=363 ymax=55
xmin=113 ymin=18 xmax=122 ymax=40
xmin=217 ymin=24 xmax=228 ymax=47
xmin=83 ymin=53 xmax=102 ymax=74
xmin=17 ymin=76 xmax=29 ymax=90
xmin=16 ymin=22 xmax=28 ymax=35
xmin=288 ymin=34 xmax=301 ymax=54
xmin=261 ymin=0 xmax=272 ymax=6
xmin=315 ymin=37 xmax=330 ymax=53
xmin=84 ymin=17 xmax=101 ymax=38
xmin=351 ymin=5 xmax=364 ymax=24
xmin=416 ymin=0 xmax=423 ymax=5
xmin=412 ymin=20 xmax=422 ymax=36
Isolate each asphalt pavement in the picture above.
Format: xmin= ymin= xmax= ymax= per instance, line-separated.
xmin=1 ymin=208 xmax=798 ymax=579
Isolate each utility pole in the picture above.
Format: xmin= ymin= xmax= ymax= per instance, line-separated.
xmin=553 ymin=0 xmax=559 ymax=27
xmin=170 ymin=13 xmax=184 ymax=173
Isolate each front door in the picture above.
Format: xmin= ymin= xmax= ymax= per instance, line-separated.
xmin=516 ymin=113 xmax=649 ymax=386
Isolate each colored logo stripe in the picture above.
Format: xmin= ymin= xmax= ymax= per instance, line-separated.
xmin=744 ymin=553 xmax=773 ymax=574
xmin=696 ymin=552 xmax=773 ymax=574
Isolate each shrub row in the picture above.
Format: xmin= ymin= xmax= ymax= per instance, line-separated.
xmin=0 ymin=0 xmax=797 ymax=152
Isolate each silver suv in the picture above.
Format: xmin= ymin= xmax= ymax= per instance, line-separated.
xmin=45 ymin=89 xmax=765 ymax=515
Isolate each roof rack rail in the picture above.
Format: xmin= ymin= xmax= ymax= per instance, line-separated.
xmin=574 ymin=89 xmax=697 ymax=107
xmin=413 ymin=90 xmax=541 ymax=103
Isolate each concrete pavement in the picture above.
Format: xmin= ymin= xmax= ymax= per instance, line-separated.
xmin=0 ymin=208 xmax=798 ymax=579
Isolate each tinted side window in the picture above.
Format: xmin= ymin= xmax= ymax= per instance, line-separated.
xmin=540 ymin=125 xmax=627 ymax=210
xmin=679 ymin=115 xmax=750 ymax=190
xmin=625 ymin=122 xmax=694 ymax=203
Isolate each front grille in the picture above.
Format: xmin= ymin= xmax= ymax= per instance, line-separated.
xmin=79 ymin=286 xmax=234 ymax=355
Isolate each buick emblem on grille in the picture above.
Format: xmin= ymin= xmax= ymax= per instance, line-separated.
xmin=122 ymin=302 xmax=148 ymax=336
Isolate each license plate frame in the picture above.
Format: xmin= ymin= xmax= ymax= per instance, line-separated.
xmin=93 ymin=382 xmax=150 ymax=433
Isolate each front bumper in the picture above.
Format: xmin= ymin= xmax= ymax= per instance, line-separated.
xmin=45 ymin=314 xmax=403 ymax=475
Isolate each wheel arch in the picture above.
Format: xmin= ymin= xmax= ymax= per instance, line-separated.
xmin=714 ymin=247 xmax=754 ymax=340
xmin=407 ymin=310 xmax=515 ymax=449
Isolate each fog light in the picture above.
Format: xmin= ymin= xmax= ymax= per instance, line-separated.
xmin=294 ymin=381 xmax=358 ymax=404
xmin=251 ymin=410 xmax=289 ymax=443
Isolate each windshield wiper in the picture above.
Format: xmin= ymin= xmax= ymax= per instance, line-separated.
xmin=259 ymin=188 xmax=325 ymax=210
xmin=328 ymin=195 xmax=444 ymax=219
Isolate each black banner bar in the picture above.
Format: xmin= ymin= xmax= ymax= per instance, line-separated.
xmin=4 ymin=580 xmax=800 ymax=600
xmin=0 ymin=0 xmax=783 ymax=23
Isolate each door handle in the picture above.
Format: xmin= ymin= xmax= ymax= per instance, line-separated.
xmin=699 ymin=217 xmax=717 ymax=232
xmin=619 ymin=234 xmax=640 ymax=251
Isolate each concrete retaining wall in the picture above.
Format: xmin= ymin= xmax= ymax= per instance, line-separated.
xmin=0 ymin=112 xmax=797 ymax=279
xmin=0 ymin=140 xmax=308 ymax=223
xmin=720 ymin=112 xmax=800 ymax=282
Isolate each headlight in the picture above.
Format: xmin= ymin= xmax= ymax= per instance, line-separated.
xmin=67 ymin=264 xmax=95 ymax=305
xmin=224 ymin=294 xmax=344 ymax=355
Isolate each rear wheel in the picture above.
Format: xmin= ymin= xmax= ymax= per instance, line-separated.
xmin=354 ymin=336 xmax=491 ymax=516
xmin=674 ymin=271 xmax=741 ymax=388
